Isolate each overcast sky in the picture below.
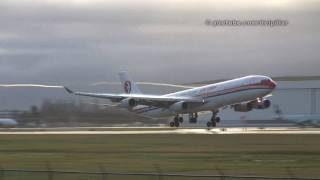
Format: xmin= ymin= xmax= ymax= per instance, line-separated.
xmin=0 ymin=0 xmax=319 ymax=109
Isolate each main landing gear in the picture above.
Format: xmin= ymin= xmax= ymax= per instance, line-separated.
xmin=169 ymin=113 xmax=198 ymax=127
xmin=207 ymin=110 xmax=220 ymax=128
xmin=169 ymin=111 xmax=220 ymax=128
xmin=169 ymin=115 xmax=184 ymax=127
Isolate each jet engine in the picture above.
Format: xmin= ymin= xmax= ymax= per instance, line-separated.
xmin=169 ymin=101 xmax=188 ymax=112
xmin=118 ymin=98 xmax=137 ymax=109
xmin=252 ymin=99 xmax=271 ymax=109
xmin=233 ymin=102 xmax=253 ymax=112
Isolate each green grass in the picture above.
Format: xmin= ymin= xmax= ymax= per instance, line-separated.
xmin=0 ymin=134 xmax=320 ymax=179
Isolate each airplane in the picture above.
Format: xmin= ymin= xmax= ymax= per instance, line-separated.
xmin=64 ymin=72 xmax=276 ymax=127
xmin=0 ymin=118 xmax=18 ymax=128
xmin=272 ymin=104 xmax=320 ymax=127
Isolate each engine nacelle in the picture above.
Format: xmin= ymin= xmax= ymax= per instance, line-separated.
xmin=252 ymin=99 xmax=271 ymax=109
xmin=169 ymin=101 xmax=188 ymax=112
xmin=118 ymin=98 xmax=137 ymax=109
xmin=233 ymin=102 xmax=253 ymax=112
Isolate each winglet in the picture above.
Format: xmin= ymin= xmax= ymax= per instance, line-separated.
xmin=64 ymin=86 xmax=74 ymax=94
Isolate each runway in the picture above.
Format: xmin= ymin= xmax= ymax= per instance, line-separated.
xmin=0 ymin=127 xmax=319 ymax=134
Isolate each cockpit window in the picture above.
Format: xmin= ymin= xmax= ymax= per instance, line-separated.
xmin=261 ymin=79 xmax=269 ymax=84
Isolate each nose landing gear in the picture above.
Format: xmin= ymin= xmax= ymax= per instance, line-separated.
xmin=207 ymin=110 xmax=220 ymax=127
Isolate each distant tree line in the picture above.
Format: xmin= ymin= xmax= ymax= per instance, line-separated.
xmin=16 ymin=98 xmax=160 ymax=127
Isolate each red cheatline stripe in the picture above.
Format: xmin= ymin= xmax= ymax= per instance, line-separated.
xmin=200 ymin=84 xmax=272 ymax=99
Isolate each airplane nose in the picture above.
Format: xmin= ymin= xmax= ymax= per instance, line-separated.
xmin=269 ymin=79 xmax=277 ymax=89
xmin=262 ymin=78 xmax=277 ymax=89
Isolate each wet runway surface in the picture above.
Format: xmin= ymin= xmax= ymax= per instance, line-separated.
xmin=0 ymin=127 xmax=319 ymax=134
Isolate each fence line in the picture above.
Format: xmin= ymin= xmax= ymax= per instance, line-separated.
xmin=0 ymin=168 xmax=319 ymax=180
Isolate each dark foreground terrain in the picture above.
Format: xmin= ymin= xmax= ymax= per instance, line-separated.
xmin=0 ymin=134 xmax=319 ymax=179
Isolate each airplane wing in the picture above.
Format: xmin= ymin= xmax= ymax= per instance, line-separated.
xmin=64 ymin=87 xmax=204 ymax=107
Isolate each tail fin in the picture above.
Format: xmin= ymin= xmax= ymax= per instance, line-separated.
xmin=118 ymin=72 xmax=141 ymax=94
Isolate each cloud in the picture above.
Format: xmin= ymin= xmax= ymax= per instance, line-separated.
xmin=0 ymin=0 xmax=319 ymax=109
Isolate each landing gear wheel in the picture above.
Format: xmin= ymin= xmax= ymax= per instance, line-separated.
xmin=178 ymin=117 xmax=183 ymax=123
xmin=215 ymin=117 xmax=220 ymax=123
xmin=169 ymin=121 xmax=175 ymax=127
xmin=210 ymin=110 xmax=220 ymax=127
xmin=174 ymin=121 xmax=180 ymax=127
xmin=211 ymin=117 xmax=215 ymax=122
xmin=212 ymin=121 xmax=217 ymax=127
xmin=206 ymin=121 xmax=212 ymax=127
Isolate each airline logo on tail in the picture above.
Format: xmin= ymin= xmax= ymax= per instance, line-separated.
xmin=118 ymin=72 xmax=141 ymax=94
xmin=124 ymin=81 xmax=131 ymax=93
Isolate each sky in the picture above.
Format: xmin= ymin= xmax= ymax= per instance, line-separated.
xmin=0 ymin=0 xmax=319 ymax=110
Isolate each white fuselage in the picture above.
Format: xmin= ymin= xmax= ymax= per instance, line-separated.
xmin=0 ymin=118 xmax=18 ymax=128
xmin=131 ymin=75 xmax=276 ymax=119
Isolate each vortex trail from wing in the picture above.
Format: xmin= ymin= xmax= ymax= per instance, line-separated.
xmin=91 ymin=81 xmax=195 ymax=89
xmin=0 ymin=84 xmax=64 ymax=88
xmin=0 ymin=82 xmax=195 ymax=89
